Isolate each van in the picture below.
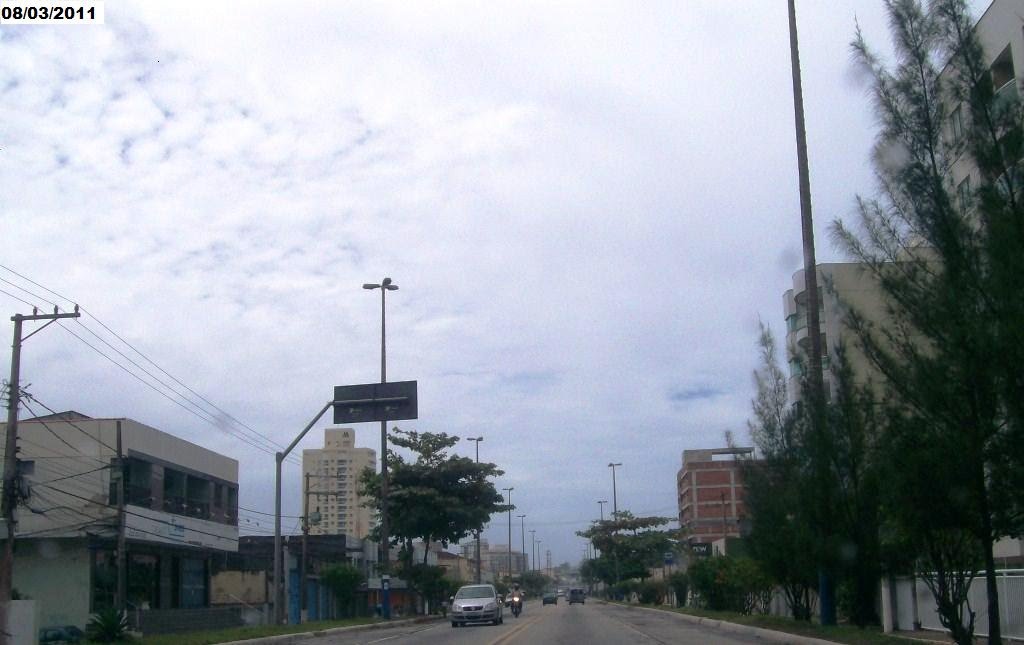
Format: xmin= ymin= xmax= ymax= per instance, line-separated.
xmin=568 ymin=588 xmax=585 ymax=605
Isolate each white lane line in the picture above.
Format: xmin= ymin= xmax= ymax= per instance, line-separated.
xmin=362 ymin=623 xmax=441 ymax=644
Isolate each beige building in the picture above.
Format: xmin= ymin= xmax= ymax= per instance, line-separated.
xmin=947 ymin=0 xmax=1021 ymax=208
xmin=782 ymin=262 xmax=890 ymax=404
xmin=302 ymin=427 xmax=376 ymax=539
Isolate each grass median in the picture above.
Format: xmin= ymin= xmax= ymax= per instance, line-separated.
xmin=609 ymin=602 xmax=924 ymax=645
xmin=124 ymin=616 xmax=380 ymax=645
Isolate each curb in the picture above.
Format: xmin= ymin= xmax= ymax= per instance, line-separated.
xmin=217 ymin=615 xmax=445 ymax=645
xmin=596 ymin=600 xmax=843 ymax=645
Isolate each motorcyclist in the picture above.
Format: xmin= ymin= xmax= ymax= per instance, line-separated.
xmin=510 ymin=583 xmax=523 ymax=617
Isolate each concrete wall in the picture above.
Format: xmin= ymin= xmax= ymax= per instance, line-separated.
xmin=1 ymin=600 xmax=38 ymax=645
xmin=12 ymin=538 xmax=92 ymax=630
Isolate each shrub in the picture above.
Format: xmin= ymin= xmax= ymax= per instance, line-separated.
xmin=86 ymin=607 xmax=129 ymax=642
xmin=638 ymin=579 xmax=667 ymax=605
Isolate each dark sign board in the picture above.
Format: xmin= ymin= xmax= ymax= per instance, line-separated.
xmin=333 ymin=380 xmax=418 ymax=424
xmin=690 ymin=543 xmax=712 ymax=557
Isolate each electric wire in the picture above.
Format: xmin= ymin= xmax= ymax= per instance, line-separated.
xmin=0 ymin=266 xmax=303 ymax=466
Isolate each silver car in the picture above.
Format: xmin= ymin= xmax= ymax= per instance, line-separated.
xmin=450 ymin=584 xmax=503 ymax=627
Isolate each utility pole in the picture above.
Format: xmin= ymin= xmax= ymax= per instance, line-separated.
xmin=787 ymin=0 xmax=833 ymax=626
xmin=1 ymin=306 xmax=80 ymax=643
xmin=116 ymin=421 xmax=126 ymax=615
xmin=501 ymin=487 xmax=513 ymax=581
xmin=301 ymin=473 xmax=309 ymax=623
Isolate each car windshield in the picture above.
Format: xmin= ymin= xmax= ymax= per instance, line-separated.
xmin=455 ymin=585 xmax=495 ymax=600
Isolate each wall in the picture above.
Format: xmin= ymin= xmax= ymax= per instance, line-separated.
xmin=12 ymin=538 xmax=92 ymax=629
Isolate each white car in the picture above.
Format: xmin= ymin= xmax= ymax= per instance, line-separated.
xmin=450 ymin=584 xmax=504 ymax=627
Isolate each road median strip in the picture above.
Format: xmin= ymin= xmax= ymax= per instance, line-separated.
xmin=216 ymin=615 xmax=445 ymax=645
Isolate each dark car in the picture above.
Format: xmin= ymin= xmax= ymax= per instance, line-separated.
xmin=542 ymin=591 xmax=558 ymax=605
xmin=568 ymin=588 xmax=586 ymax=604
xmin=39 ymin=626 xmax=83 ymax=644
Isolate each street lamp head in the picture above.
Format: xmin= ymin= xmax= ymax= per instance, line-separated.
xmin=608 ymin=462 xmax=622 ymax=468
xmin=363 ymin=283 xmax=379 ymax=290
xmin=518 ymin=514 xmax=526 ymax=519
xmin=382 ymin=277 xmax=392 ymax=286
xmin=385 ymin=284 xmax=399 ymax=291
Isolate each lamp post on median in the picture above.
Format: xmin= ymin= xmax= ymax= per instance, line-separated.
xmin=529 ymin=529 xmax=536 ymax=571
xmin=607 ymin=463 xmax=622 ymax=518
xmin=597 ymin=499 xmax=608 ymax=522
xmin=501 ymin=487 xmax=514 ymax=580
xmin=466 ymin=436 xmax=484 ymax=583
xmin=363 ymin=277 xmax=399 ymax=619
xmin=517 ymin=514 xmax=526 ymax=577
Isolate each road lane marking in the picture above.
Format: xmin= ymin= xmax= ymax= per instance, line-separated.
xmin=600 ymin=607 xmax=671 ymax=644
xmin=362 ymin=623 xmax=441 ymax=644
xmin=487 ymin=615 xmax=542 ymax=645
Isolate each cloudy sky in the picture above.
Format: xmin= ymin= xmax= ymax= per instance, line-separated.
xmin=0 ymin=1 xmax=985 ymax=566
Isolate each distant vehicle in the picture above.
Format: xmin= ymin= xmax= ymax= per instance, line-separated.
xmin=542 ymin=591 xmax=558 ymax=605
xmin=557 ymin=588 xmax=567 ymax=597
xmin=568 ymin=588 xmax=586 ymax=605
xmin=450 ymin=584 xmax=503 ymax=627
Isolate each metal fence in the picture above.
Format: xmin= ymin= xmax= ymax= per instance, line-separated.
xmin=891 ymin=570 xmax=1024 ymax=641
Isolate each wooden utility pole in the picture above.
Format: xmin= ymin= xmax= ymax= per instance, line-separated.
xmin=1 ymin=307 xmax=80 ymax=645
xmin=116 ymin=421 xmax=126 ymax=614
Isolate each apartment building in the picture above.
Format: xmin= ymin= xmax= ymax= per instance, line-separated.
xmin=1 ymin=411 xmax=239 ymax=631
xmin=782 ymin=262 xmax=890 ymax=404
xmin=947 ymin=0 xmax=1021 ymax=205
xmin=677 ymin=447 xmax=752 ymax=545
xmin=302 ymin=427 xmax=376 ymax=539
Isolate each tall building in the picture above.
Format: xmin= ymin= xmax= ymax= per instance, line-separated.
xmin=677 ymin=447 xmax=752 ymax=545
xmin=782 ymin=262 xmax=888 ymax=404
xmin=302 ymin=428 xmax=376 ymax=539
xmin=947 ymin=0 xmax=1021 ymax=204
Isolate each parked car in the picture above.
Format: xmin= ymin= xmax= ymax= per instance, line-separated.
xmin=39 ymin=626 xmax=83 ymax=644
xmin=450 ymin=584 xmax=504 ymax=627
xmin=542 ymin=591 xmax=558 ymax=605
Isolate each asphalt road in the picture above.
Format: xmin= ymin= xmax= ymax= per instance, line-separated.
xmin=292 ymin=600 xmax=765 ymax=644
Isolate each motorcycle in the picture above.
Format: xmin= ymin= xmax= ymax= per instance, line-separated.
xmin=510 ymin=593 xmax=523 ymax=617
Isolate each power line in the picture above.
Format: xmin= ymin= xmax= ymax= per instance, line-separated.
xmin=0 ymin=266 xmax=304 ymax=466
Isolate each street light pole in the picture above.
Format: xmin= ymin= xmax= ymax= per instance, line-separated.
xmin=501 ymin=487 xmax=514 ymax=580
xmin=363 ymin=277 xmax=399 ymax=619
xmin=528 ymin=529 xmax=536 ymax=571
xmin=597 ymin=500 xmax=607 ymax=522
xmin=466 ymin=436 xmax=484 ymax=583
xmin=607 ymin=463 xmax=622 ymax=517
xmin=517 ymin=514 xmax=526 ymax=576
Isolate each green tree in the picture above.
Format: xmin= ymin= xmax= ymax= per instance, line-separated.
xmin=744 ymin=325 xmax=818 ymax=621
xmin=517 ymin=570 xmax=550 ymax=597
xmin=359 ymin=428 xmax=509 ymax=564
xmin=576 ymin=512 xmax=673 ymax=588
xmin=359 ymin=428 xmax=509 ymax=611
xmin=834 ymin=0 xmax=1024 ymax=641
xmin=320 ymin=564 xmax=365 ymax=617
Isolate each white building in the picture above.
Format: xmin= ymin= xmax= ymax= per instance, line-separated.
xmin=302 ymin=428 xmax=376 ymax=539
xmin=1 ymin=411 xmax=239 ymax=631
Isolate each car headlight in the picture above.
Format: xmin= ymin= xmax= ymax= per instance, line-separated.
xmin=485 ymin=602 xmax=497 ymax=610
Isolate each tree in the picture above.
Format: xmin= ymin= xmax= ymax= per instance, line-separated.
xmin=744 ymin=325 xmax=819 ymax=621
xmin=517 ymin=570 xmax=551 ymax=597
xmin=320 ymin=564 xmax=365 ymax=617
xmin=833 ymin=0 xmax=1024 ymax=641
xmin=744 ymin=326 xmax=884 ymax=625
xmin=576 ymin=512 xmax=674 ymax=588
xmin=359 ymin=428 xmax=509 ymax=608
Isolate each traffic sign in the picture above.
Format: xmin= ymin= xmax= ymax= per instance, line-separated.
xmin=332 ymin=380 xmax=418 ymax=424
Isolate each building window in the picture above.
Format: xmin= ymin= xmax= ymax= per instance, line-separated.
xmin=951 ymin=105 xmax=964 ymax=143
xmin=957 ymin=176 xmax=971 ymax=212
